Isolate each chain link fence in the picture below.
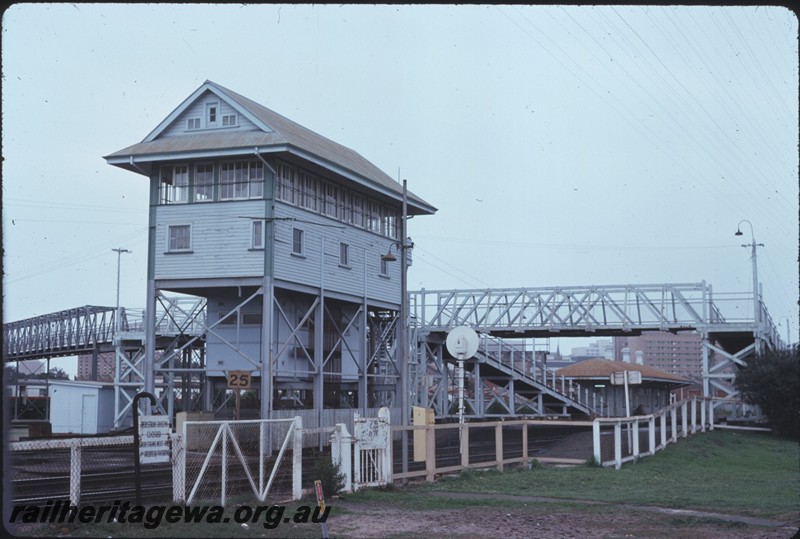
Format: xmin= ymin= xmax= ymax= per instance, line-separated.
xmin=180 ymin=418 xmax=300 ymax=505
xmin=9 ymin=436 xmax=172 ymax=506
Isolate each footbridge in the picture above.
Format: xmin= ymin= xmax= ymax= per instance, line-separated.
xmin=4 ymin=282 xmax=785 ymax=424
xmin=4 ymin=298 xmax=207 ymax=428
xmin=409 ymin=282 xmax=784 ymax=417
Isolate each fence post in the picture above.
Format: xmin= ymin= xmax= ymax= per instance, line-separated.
xmin=495 ymin=422 xmax=504 ymax=472
xmin=425 ymin=424 xmax=435 ymax=483
xmin=172 ymin=432 xmax=185 ymax=502
xmin=708 ymin=400 xmax=715 ymax=431
xmin=69 ymin=441 xmax=81 ymax=507
xmin=592 ymin=419 xmax=601 ymax=465
xmin=700 ymin=398 xmax=707 ymax=432
xmin=522 ymin=422 xmax=529 ymax=467
xmin=660 ymin=412 xmax=667 ymax=447
xmin=461 ymin=424 xmax=470 ymax=469
xmin=670 ymin=406 xmax=678 ymax=443
xmin=614 ymin=421 xmax=622 ymax=469
xmin=331 ymin=423 xmax=352 ymax=493
xmin=632 ymin=419 xmax=640 ymax=458
xmin=681 ymin=401 xmax=688 ymax=438
xmin=221 ymin=425 xmax=228 ymax=506
xmin=378 ymin=408 xmax=393 ymax=485
xmin=691 ymin=397 xmax=697 ymax=434
xmin=648 ymin=416 xmax=656 ymax=455
xmin=293 ymin=416 xmax=303 ymax=500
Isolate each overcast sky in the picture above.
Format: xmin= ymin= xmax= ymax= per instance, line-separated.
xmin=3 ymin=4 xmax=798 ymax=368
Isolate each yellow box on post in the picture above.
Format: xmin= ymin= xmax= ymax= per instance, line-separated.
xmin=413 ymin=406 xmax=435 ymax=462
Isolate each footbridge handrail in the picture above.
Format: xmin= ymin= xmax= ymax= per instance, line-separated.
xmin=476 ymin=333 xmax=604 ymax=415
xmin=410 ymin=283 xmax=713 ymax=334
xmin=3 ymin=299 xmax=208 ymax=362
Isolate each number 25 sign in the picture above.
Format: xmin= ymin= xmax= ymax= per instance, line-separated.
xmin=227 ymin=371 xmax=252 ymax=389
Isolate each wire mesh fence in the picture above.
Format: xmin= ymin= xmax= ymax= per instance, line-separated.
xmin=8 ymin=436 xmax=172 ymax=506
xmin=181 ymin=418 xmax=299 ymax=505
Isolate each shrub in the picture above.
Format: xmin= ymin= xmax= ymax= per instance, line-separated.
xmin=313 ymin=458 xmax=346 ymax=497
xmin=734 ymin=346 xmax=800 ymax=439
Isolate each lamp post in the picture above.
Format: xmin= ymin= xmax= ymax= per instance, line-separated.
xmin=734 ymin=221 xmax=763 ymax=354
xmin=112 ymin=248 xmax=132 ymax=336
xmin=381 ymin=179 xmax=410 ymax=477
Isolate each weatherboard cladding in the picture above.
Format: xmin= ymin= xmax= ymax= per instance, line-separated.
xmin=153 ymin=200 xmax=266 ymax=280
xmin=272 ymin=202 xmax=400 ymax=305
xmin=159 ymin=92 xmax=260 ymax=138
xmin=152 ymin=199 xmax=400 ymax=303
xmin=105 ymin=80 xmax=435 ymax=214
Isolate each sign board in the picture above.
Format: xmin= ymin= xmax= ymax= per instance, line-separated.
xmin=138 ymin=415 xmax=171 ymax=464
xmin=610 ymin=370 xmax=642 ymax=386
xmin=226 ymin=370 xmax=252 ymax=390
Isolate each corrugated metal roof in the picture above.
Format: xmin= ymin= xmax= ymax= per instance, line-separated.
xmin=107 ymin=131 xmax=286 ymax=156
xmin=105 ymin=80 xmax=436 ymax=214
xmin=556 ymin=358 xmax=691 ymax=384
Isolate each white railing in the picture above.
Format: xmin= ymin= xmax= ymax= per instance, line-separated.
xmin=477 ymin=333 xmax=605 ymax=415
xmin=589 ymin=396 xmax=766 ymax=469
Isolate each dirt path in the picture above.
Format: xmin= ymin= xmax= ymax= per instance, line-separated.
xmin=327 ymin=492 xmax=800 ymax=539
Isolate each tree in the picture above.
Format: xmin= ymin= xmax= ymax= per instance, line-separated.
xmin=29 ymin=367 xmax=70 ymax=380
xmin=734 ymin=346 xmax=800 ymax=439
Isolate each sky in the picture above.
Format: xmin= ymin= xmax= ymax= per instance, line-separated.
xmin=2 ymin=4 xmax=798 ymax=373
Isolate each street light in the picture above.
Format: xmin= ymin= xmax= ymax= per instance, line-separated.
xmin=734 ymin=220 xmax=763 ymax=352
xmin=381 ymin=179 xmax=410 ymax=479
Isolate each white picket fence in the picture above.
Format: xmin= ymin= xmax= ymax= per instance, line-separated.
xmin=590 ymin=396 xmax=766 ymax=469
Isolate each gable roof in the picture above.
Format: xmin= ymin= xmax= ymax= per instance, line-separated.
xmin=556 ymin=359 xmax=691 ymax=385
xmin=105 ymin=80 xmax=436 ymax=214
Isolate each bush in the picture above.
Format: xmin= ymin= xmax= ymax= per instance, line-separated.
xmin=313 ymin=458 xmax=346 ymax=497
xmin=734 ymin=346 xmax=800 ymax=439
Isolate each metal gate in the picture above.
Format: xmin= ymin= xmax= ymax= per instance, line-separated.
xmin=177 ymin=417 xmax=302 ymax=504
xmin=352 ymin=407 xmax=392 ymax=490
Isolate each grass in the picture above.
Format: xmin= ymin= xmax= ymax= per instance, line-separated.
xmin=420 ymin=430 xmax=800 ymax=518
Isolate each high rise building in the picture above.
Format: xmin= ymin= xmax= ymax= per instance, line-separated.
xmin=613 ymin=331 xmax=703 ymax=381
xmin=77 ymin=352 xmax=115 ymax=382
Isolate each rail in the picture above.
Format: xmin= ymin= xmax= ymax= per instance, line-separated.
xmin=475 ymin=333 xmax=605 ymax=415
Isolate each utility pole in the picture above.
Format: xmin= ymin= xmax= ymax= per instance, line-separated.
xmin=735 ymin=221 xmax=763 ymax=354
xmin=399 ymin=179 xmax=409 ymax=479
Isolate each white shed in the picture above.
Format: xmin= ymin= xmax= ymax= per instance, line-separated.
xmin=48 ymin=380 xmax=115 ymax=434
